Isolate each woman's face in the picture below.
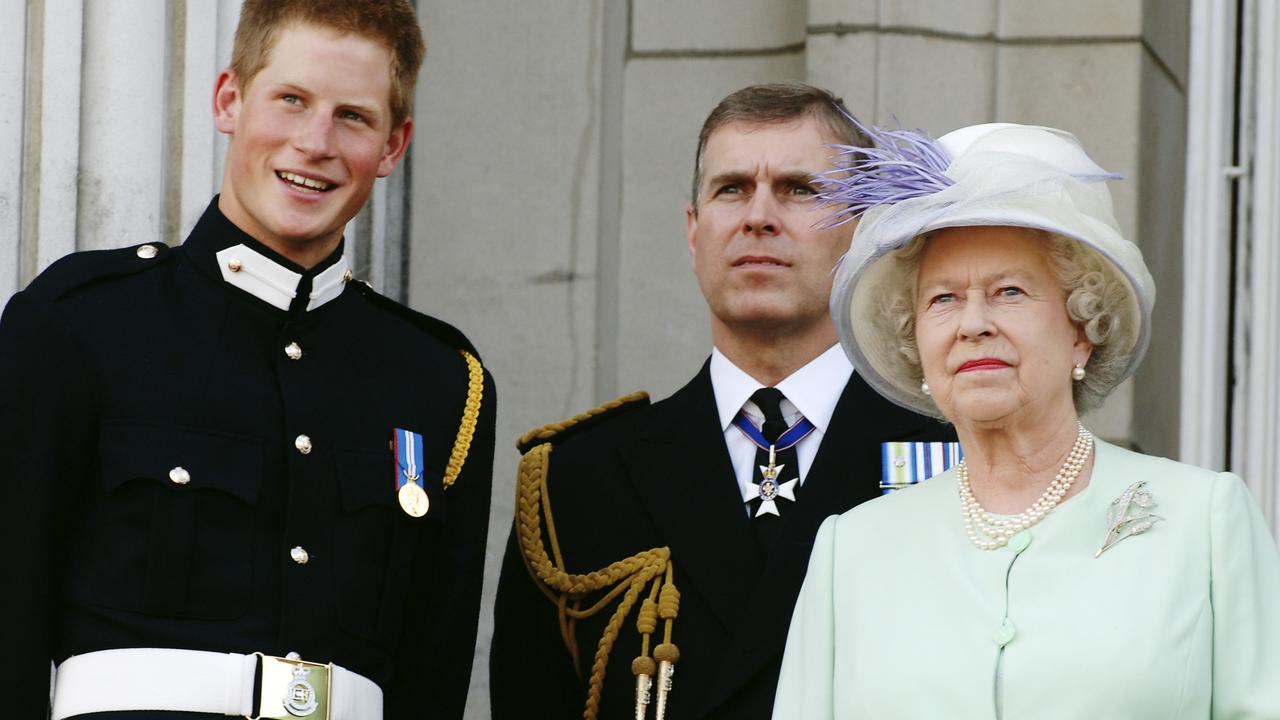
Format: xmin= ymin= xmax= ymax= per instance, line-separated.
xmin=914 ymin=226 xmax=1092 ymax=429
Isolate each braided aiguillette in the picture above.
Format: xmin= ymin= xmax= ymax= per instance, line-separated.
xmin=514 ymin=393 xmax=682 ymax=720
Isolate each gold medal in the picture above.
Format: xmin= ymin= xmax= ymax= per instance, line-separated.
xmin=398 ymin=481 xmax=429 ymax=517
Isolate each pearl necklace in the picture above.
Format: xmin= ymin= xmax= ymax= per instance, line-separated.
xmin=956 ymin=422 xmax=1093 ymax=550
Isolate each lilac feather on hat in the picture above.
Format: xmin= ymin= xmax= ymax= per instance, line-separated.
xmin=817 ymin=119 xmax=955 ymax=226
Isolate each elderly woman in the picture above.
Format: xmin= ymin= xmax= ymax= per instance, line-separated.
xmin=772 ymin=123 xmax=1280 ymax=719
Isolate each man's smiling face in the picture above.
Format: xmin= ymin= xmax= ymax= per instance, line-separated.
xmin=686 ymin=117 xmax=853 ymax=343
xmin=214 ymin=23 xmax=411 ymax=266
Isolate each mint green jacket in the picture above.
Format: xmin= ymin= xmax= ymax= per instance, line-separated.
xmin=773 ymin=440 xmax=1280 ymax=719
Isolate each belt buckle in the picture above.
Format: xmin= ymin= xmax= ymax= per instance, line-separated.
xmin=254 ymin=653 xmax=332 ymax=720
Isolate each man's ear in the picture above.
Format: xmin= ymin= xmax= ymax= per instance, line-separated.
xmin=213 ymin=69 xmax=241 ymax=135
xmin=376 ymin=116 xmax=414 ymax=178
xmin=686 ymin=203 xmax=699 ymax=271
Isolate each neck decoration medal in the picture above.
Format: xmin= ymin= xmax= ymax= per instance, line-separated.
xmin=393 ymin=428 xmax=429 ymax=517
xmin=732 ymin=413 xmax=815 ymax=517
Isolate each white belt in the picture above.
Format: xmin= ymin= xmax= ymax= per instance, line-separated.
xmin=52 ymin=648 xmax=382 ymax=719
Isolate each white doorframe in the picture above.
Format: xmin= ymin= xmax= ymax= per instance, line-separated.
xmin=1182 ymin=0 xmax=1280 ymax=534
xmin=1237 ymin=0 xmax=1280 ymax=529
xmin=1179 ymin=0 xmax=1239 ymax=473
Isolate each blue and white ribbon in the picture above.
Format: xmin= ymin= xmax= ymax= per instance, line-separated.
xmin=732 ymin=413 xmax=816 ymax=452
xmin=880 ymin=441 xmax=963 ymax=493
xmin=393 ymin=427 xmax=425 ymax=493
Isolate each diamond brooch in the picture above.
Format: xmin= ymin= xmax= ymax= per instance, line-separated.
xmin=1095 ymin=480 xmax=1164 ymax=558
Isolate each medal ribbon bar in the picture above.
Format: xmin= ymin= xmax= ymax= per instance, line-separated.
xmin=880 ymin=441 xmax=962 ymax=493
xmin=393 ymin=428 xmax=424 ymax=490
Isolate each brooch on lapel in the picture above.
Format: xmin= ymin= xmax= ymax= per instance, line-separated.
xmin=1095 ymin=480 xmax=1164 ymax=558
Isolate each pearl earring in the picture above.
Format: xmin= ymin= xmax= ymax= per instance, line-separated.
xmin=921 ymin=381 xmax=931 ymax=395
xmin=1072 ymin=363 xmax=1086 ymax=381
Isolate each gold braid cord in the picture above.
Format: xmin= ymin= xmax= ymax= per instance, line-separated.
xmin=516 ymin=391 xmax=648 ymax=450
xmin=515 ymin=395 xmax=681 ymax=720
xmin=442 ymin=350 xmax=484 ymax=490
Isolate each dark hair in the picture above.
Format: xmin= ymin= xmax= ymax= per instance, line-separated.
xmin=690 ymin=81 xmax=867 ymax=207
xmin=231 ymin=0 xmax=425 ymax=127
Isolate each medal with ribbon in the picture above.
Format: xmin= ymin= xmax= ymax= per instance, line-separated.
xmin=393 ymin=428 xmax=430 ymax=517
xmin=733 ymin=413 xmax=815 ymax=516
xmin=880 ymin=441 xmax=963 ymax=494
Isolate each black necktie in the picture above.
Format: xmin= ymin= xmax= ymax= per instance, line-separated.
xmin=747 ymin=388 xmax=801 ymax=559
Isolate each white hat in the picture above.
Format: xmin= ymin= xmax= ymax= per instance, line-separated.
xmin=825 ymin=122 xmax=1156 ymax=416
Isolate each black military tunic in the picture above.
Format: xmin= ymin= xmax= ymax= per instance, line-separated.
xmin=0 ymin=199 xmax=495 ymax=719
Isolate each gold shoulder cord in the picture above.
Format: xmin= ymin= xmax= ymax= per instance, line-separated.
xmin=515 ymin=393 xmax=681 ymax=720
xmin=442 ymin=350 xmax=484 ymax=489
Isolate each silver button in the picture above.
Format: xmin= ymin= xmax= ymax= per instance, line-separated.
xmin=290 ymin=546 xmax=309 ymax=565
xmin=285 ymin=342 xmax=303 ymax=360
xmin=168 ymin=466 xmax=191 ymax=485
xmin=227 ymin=258 xmax=242 ymax=272
xmin=135 ymin=244 xmax=158 ymax=259
xmin=294 ymin=434 xmax=312 ymax=454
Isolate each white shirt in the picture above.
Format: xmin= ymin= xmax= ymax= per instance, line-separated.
xmin=709 ymin=344 xmax=854 ymax=506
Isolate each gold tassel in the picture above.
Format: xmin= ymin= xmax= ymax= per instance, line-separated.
xmin=632 ymin=657 xmax=655 ymax=719
xmin=652 ymin=564 xmax=681 ymax=720
xmin=631 ymin=580 xmax=661 ymax=719
xmin=652 ymin=643 xmax=680 ymax=720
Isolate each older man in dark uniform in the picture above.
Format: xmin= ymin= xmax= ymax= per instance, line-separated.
xmin=0 ymin=2 xmax=493 ymax=719
xmin=489 ymin=83 xmax=954 ymax=720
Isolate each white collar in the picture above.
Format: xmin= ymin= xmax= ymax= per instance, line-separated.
xmin=214 ymin=243 xmax=351 ymax=312
xmin=710 ymin=344 xmax=853 ymax=433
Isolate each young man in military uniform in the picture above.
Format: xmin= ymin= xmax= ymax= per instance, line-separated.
xmin=489 ymin=83 xmax=954 ymax=720
xmin=0 ymin=3 xmax=494 ymax=718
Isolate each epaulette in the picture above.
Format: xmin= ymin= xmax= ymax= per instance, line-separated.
xmin=515 ymin=391 xmax=650 ymax=454
xmin=23 ymin=242 xmax=172 ymax=303
xmin=350 ymin=281 xmax=481 ymax=360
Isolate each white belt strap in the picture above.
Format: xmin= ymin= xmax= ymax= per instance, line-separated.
xmin=51 ymin=648 xmax=382 ymax=720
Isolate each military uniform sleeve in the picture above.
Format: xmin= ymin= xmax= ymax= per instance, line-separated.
xmin=385 ymin=367 xmax=495 ymax=720
xmin=0 ymin=291 xmax=97 ymax=717
xmin=1208 ymin=471 xmax=1280 ymax=717
xmin=489 ymin=520 xmax=583 ymax=720
xmin=772 ymin=515 xmax=838 ymax=720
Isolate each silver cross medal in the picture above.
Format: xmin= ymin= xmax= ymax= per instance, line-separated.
xmin=743 ymin=445 xmax=798 ymax=516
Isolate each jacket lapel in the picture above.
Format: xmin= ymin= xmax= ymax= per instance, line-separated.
xmin=697 ymin=376 xmax=876 ymax=715
xmin=618 ymin=363 xmax=761 ymax=633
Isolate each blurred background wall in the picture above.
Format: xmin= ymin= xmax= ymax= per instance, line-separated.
xmin=5 ymin=2 xmax=1279 ymax=718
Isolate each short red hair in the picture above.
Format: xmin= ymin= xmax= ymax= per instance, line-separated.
xmin=230 ymin=0 xmax=425 ymax=127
